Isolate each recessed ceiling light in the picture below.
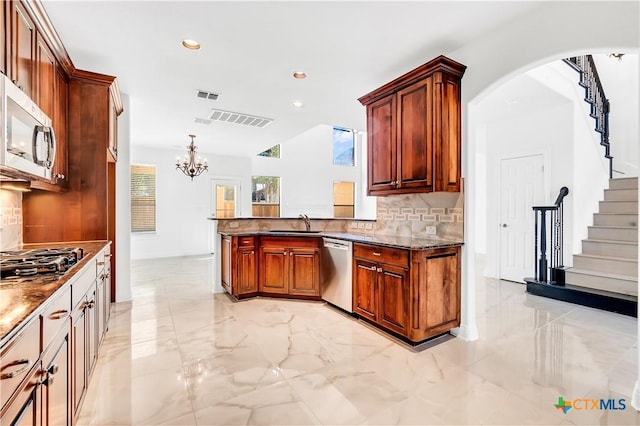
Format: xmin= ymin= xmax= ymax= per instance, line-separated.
xmin=293 ymin=101 xmax=304 ymax=108
xmin=182 ymin=39 xmax=201 ymax=51
xmin=292 ymin=71 xmax=307 ymax=79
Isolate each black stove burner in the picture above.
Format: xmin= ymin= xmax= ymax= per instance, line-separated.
xmin=0 ymin=247 xmax=84 ymax=279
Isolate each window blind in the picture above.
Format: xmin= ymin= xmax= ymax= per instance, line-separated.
xmin=131 ymin=164 xmax=156 ymax=232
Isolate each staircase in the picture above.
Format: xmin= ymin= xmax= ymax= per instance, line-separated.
xmin=565 ymin=177 xmax=638 ymax=299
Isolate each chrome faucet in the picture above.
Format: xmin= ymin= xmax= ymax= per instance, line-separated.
xmin=298 ymin=214 xmax=311 ymax=231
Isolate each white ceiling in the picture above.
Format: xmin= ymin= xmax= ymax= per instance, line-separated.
xmin=41 ymin=1 xmax=543 ymax=157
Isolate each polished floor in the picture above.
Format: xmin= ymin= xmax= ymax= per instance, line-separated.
xmin=77 ymin=255 xmax=640 ymax=425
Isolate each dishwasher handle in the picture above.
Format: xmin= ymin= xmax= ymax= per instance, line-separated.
xmin=324 ymin=242 xmax=350 ymax=250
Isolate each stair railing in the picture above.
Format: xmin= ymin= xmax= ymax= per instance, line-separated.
xmin=532 ymin=187 xmax=569 ymax=284
xmin=563 ymin=55 xmax=612 ymax=178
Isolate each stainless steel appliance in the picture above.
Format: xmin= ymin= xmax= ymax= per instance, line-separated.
xmin=322 ymin=237 xmax=353 ymax=313
xmin=0 ymin=247 xmax=83 ymax=283
xmin=1 ymin=74 xmax=56 ymax=180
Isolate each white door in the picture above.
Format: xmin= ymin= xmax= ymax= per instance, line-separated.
xmin=499 ymin=155 xmax=545 ymax=282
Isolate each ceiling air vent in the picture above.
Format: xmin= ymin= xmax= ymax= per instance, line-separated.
xmin=208 ymin=109 xmax=273 ymax=128
xmin=194 ymin=117 xmax=213 ymax=125
xmin=196 ymin=90 xmax=220 ymax=101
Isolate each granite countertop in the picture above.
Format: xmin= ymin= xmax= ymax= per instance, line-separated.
xmin=0 ymin=240 xmax=110 ymax=346
xmin=219 ymin=230 xmax=463 ymax=250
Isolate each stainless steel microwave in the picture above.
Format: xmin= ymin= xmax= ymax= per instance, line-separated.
xmin=0 ymin=74 xmax=56 ymax=180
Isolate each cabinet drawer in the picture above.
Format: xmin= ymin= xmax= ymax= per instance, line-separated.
xmin=238 ymin=236 xmax=255 ymax=247
xmin=41 ymin=285 xmax=71 ymax=353
xmin=0 ymin=319 xmax=40 ymax=409
xmin=72 ymin=265 xmax=97 ymax=309
xmin=353 ymin=243 xmax=409 ymax=267
xmin=260 ymin=236 xmax=321 ymax=249
xmin=95 ymin=246 xmax=111 ymax=276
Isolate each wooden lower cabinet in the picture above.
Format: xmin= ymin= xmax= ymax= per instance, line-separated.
xmin=221 ymin=236 xmax=258 ymax=298
xmin=0 ymin=361 xmax=42 ymax=426
xmin=353 ymin=243 xmax=460 ymax=342
xmin=41 ymin=321 xmax=71 ymax=426
xmin=258 ymin=237 xmax=321 ymax=298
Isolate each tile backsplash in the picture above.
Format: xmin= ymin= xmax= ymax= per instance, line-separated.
xmin=375 ymin=192 xmax=463 ymax=240
xmin=0 ymin=189 xmax=22 ymax=250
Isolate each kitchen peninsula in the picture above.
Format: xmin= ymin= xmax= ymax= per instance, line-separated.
xmin=214 ymin=216 xmax=463 ymax=344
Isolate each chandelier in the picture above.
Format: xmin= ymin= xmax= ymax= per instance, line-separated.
xmin=175 ymin=134 xmax=208 ymax=180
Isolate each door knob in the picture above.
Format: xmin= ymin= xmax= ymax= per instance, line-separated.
xmin=502 ymin=224 xmax=508 ymax=228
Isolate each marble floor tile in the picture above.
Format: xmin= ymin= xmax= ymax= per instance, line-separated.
xmin=77 ymin=255 xmax=640 ymax=425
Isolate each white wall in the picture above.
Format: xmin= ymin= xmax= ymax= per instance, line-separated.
xmin=593 ymin=54 xmax=640 ymax=176
xmin=115 ymin=95 xmax=132 ymax=301
xmin=251 ymin=124 xmax=375 ymax=219
xmin=130 ymin=146 xmax=252 ymax=259
xmin=447 ymin=0 xmax=639 ymax=342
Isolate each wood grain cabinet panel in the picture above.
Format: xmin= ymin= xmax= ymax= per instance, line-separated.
xmin=378 ymin=265 xmax=410 ymax=335
xmin=288 ymin=248 xmax=320 ymax=296
xmin=35 ymin=33 xmax=54 ymax=118
xmin=367 ymin=94 xmax=396 ymax=193
xmin=353 ymin=259 xmax=378 ymax=322
xmin=353 ymin=243 xmax=461 ymax=343
xmin=259 ymin=247 xmax=289 ymax=294
xmin=8 ymin=1 xmax=35 ymax=97
xmin=359 ymin=55 xmax=465 ymax=196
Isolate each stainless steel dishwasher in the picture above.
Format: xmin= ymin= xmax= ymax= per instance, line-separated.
xmin=322 ymin=237 xmax=353 ymax=313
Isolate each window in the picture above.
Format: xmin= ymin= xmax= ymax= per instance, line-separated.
xmin=332 ymin=127 xmax=354 ymax=166
xmin=333 ymin=181 xmax=355 ymax=218
xmin=131 ymin=164 xmax=156 ymax=232
xmin=251 ymin=176 xmax=280 ymax=217
xmin=257 ymin=144 xmax=280 ymax=158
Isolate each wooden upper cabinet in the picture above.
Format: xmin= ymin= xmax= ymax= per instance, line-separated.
xmin=367 ymin=94 xmax=396 ymax=193
xmin=35 ymin=32 xmax=55 ymax=117
xmin=8 ymin=0 xmax=36 ymax=97
xmin=397 ymin=78 xmax=432 ymax=191
xmin=52 ymin=68 xmax=68 ymax=188
xmin=1 ymin=2 xmax=6 ymax=75
xmin=359 ymin=55 xmax=466 ymax=196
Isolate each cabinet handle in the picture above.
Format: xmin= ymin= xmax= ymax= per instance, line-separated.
xmin=377 ymin=267 xmax=383 ymax=273
xmin=86 ymin=300 xmax=95 ymax=309
xmin=54 ymin=173 xmax=65 ymax=179
xmin=41 ymin=375 xmax=55 ymax=387
xmin=105 ymin=253 xmax=113 ymax=258
xmin=48 ymin=309 xmax=68 ymax=320
xmin=48 ymin=364 xmax=59 ymax=375
xmin=358 ymin=265 xmax=377 ymax=271
xmin=290 ymin=252 xmax=293 ymax=256
xmin=373 ymin=252 xmax=381 ymax=256
xmin=97 ymin=261 xmax=105 ymax=266
xmin=1 ymin=359 xmax=30 ymax=379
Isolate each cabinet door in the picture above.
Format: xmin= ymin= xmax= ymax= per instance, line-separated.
xmin=0 ymin=363 xmax=41 ymax=426
xmin=288 ymin=248 xmax=320 ymax=296
xmin=35 ymin=34 xmax=55 ymax=118
xmin=42 ymin=324 xmax=71 ymax=426
xmin=87 ymin=288 xmax=97 ymax=375
xmin=9 ymin=1 xmax=35 ymax=97
xmin=237 ymin=248 xmax=257 ymax=295
xmin=378 ymin=264 xmax=410 ymax=336
xmin=396 ymin=78 xmax=433 ymax=192
xmin=108 ymin=94 xmax=118 ymax=161
xmin=52 ymin=69 xmax=68 ymax=188
xmin=353 ymin=258 xmax=378 ymax=322
xmin=71 ymin=306 xmax=87 ymax=415
xmin=220 ymin=236 xmax=232 ymax=294
xmin=1 ymin=2 xmax=6 ymax=75
xmin=423 ymin=249 xmax=460 ymax=330
xmin=434 ymin=73 xmax=461 ymax=192
xmin=259 ymin=247 xmax=288 ymax=294
xmin=367 ymin=94 xmax=396 ymax=194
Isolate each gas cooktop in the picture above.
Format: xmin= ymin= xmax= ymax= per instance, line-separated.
xmin=0 ymin=247 xmax=84 ymax=281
